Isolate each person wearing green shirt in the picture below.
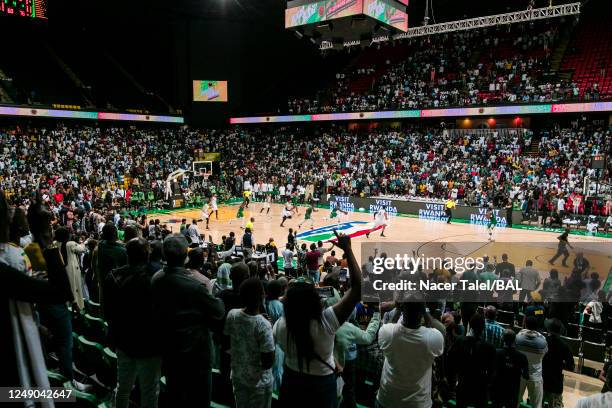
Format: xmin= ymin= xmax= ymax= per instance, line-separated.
xmin=488 ymin=209 xmax=497 ymax=241
xmin=298 ymin=204 xmax=316 ymax=229
xmin=327 ymin=207 xmax=348 ymax=225
xmin=327 ymin=295 xmax=382 ymax=408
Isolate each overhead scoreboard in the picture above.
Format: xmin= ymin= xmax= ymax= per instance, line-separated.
xmin=0 ymin=0 xmax=47 ymax=19
xmin=285 ymin=0 xmax=408 ymax=33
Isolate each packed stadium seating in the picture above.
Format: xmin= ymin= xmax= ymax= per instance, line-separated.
xmin=287 ymin=19 xmax=611 ymax=114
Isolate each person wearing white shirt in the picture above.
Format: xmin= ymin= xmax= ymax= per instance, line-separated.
xmin=281 ymin=244 xmax=295 ymax=277
xmin=556 ymin=197 xmax=565 ymax=214
xmin=187 ymin=219 xmax=200 ymax=247
xmin=376 ymin=302 xmax=444 ymax=408
xmin=605 ymin=215 xmax=612 ymax=234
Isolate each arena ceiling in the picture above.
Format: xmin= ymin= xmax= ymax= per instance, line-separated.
xmin=51 ymin=0 xmax=580 ymax=26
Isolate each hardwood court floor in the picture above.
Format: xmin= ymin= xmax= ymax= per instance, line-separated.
xmin=156 ymin=203 xmax=612 ymax=282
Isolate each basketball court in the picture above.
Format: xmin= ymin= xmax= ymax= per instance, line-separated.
xmin=156 ymin=202 xmax=612 ymax=283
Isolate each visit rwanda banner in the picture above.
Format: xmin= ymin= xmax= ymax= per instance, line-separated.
xmin=285 ymin=0 xmax=364 ymax=28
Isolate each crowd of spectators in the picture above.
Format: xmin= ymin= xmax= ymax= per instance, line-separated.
xmin=287 ymin=22 xmax=609 ymax=115
xmin=2 ymin=187 xmax=612 ymax=407
xmin=1 ymin=122 xmax=610 ymax=229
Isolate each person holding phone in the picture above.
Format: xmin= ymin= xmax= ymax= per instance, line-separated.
xmin=273 ymin=230 xmax=362 ymax=408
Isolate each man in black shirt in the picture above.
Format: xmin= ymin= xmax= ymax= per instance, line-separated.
xmin=287 ymin=228 xmax=296 ymax=250
xmin=104 ymin=238 xmax=161 ymax=408
xmin=495 ymin=253 xmax=516 ymax=278
xmin=224 ymin=231 xmax=236 ymax=251
xmin=151 ymin=235 xmax=225 ymax=408
xmin=492 ymin=329 xmax=529 ymax=408
xmin=448 ymin=313 xmax=497 ymax=408
xmin=543 ymin=319 xmax=575 ymax=408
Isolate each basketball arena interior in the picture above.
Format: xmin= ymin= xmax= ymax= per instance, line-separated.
xmin=1 ymin=0 xmax=611 ymax=407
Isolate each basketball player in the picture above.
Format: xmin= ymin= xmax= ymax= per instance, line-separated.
xmin=210 ymin=194 xmax=219 ymax=219
xmin=487 ymin=209 xmax=497 ymax=241
xmin=366 ymin=206 xmax=388 ymax=238
xmin=326 ymin=206 xmax=348 ymax=224
xmin=201 ymin=201 xmax=211 ymax=230
xmin=298 ymin=203 xmax=317 ymax=229
xmin=280 ymin=201 xmax=294 ymax=227
xmin=230 ymin=201 xmax=246 ymax=225
xmin=291 ymin=192 xmax=299 ymax=215
xmin=260 ymin=193 xmax=272 ymax=215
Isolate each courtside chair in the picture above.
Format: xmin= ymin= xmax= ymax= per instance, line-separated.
xmin=582 ymin=326 xmax=604 ymax=343
xmin=566 ymin=323 xmax=581 ymax=339
xmin=497 ymin=309 xmax=515 ymax=325
xmin=560 ymin=335 xmax=581 ymax=370
xmin=581 ymin=341 xmax=607 ymax=374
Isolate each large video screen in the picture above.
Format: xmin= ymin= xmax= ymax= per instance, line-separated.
xmin=285 ymin=0 xmax=364 ymax=28
xmin=193 ymin=80 xmax=228 ymax=102
xmin=363 ymin=0 xmax=408 ymax=32
xmin=0 ymin=0 xmax=47 ymax=19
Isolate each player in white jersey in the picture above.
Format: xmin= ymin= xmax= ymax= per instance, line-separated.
xmin=210 ymin=195 xmax=218 ymax=219
xmin=366 ymin=207 xmax=388 ymax=238
xmin=280 ymin=201 xmax=294 ymax=227
xmin=201 ymin=201 xmax=211 ymax=230
xmin=260 ymin=193 xmax=272 ymax=215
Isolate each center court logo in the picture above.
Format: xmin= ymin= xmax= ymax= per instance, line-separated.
xmin=297 ymin=221 xmax=370 ymax=242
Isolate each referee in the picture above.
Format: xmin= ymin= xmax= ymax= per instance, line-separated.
xmin=445 ymin=198 xmax=456 ymax=224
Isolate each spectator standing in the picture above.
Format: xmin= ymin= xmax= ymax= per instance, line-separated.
xmin=542 ymin=319 xmax=575 ymax=408
xmin=151 ymin=235 xmax=225 ymax=407
xmin=483 ymin=306 xmax=505 ymax=348
xmin=517 ymin=260 xmax=541 ymax=302
xmin=492 ymin=330 xmax=529 ymax=408
xmin=104 ymin=238 xmax=161 ymax=408
xmin=495 ymin=253 xmax=515 ymax=277
xmin=333 ymin=302 xmax=382 ymax=408
xmin=93 ymin=223 xmax=128 ymax=312
xmin=447 ymin=314 xmax=496 ymax=408
xmin=54 ymin=227 xmax=88 ymax=310
xmin=282 ymin=243 xmax=295 ymax=277
xmin=516 ymin=316 xmax=548 ymax=408
xmin=376 ymin=301 xmax=444 ymax=408
xmin=224 ymin=278 xmax=275 ymax=408
xmin=273 ymin=231 xmax=362 ymax=408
